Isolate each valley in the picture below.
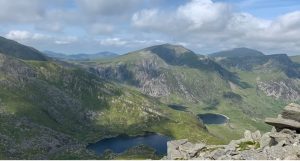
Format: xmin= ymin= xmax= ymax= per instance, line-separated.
xmin=0 ymin=36 xmax=300 ymax=159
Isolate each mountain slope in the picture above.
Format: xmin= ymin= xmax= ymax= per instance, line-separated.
xmin=89 ymin=44 xmax=244 ymax=105
xmin=0 ymin=40 xmax=219 ymax=159
xmin=290 ymin=55 xmax=300 ymax=64
xmin=210 ymin=47 xmax=264 ymax=58
xmin=0 ymin=36 xmax=47 ymax=61
xmin=212 ymin=51 xmax=300 ymax=102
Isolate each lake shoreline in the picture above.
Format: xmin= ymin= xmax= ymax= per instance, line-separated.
xmin=198 ymin=113 xmax=229 ymax=125
xmin=86 ymin=132 xmax=171 ymax=156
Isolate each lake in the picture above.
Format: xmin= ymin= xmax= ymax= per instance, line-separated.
xmin=198 ymin=113 xmax=229 ymax=124
xmin=87 ymin=133 xmax=171 ymax=155
xmin=168 ymin=104 xmax=188 ymax=111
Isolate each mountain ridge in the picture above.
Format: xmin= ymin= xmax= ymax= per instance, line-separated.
xmin=210 ymin=47 xmax=265 ymax=58
xmin=44 ymin=50 xmax=118 ymax=61
xmin=0 ymin=36 xmax=48 ymax=61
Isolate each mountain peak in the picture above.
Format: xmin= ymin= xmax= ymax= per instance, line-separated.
xmin=142 ymin=43 xmax=193 ymax=56
xmin=210 ymin=47 xmax=264 ymax=58
xmin=0 ymin=36 xmax=47 ymax=61
xmin=139 ymin=43 xmax=198 ymax=65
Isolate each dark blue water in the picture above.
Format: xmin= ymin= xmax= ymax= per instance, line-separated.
xmin=198 ymin=113 xmax=228 ymax=124
xmin=168 ymin=104 xmax=188 ymax=111
xmin=87 ymin=133 xmax=171 ymax=155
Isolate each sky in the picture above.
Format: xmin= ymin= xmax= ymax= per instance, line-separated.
xmin=1 ymin=0 xmax=300 ymax=55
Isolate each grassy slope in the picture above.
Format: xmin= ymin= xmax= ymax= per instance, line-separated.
xmin=0 ymin=55 xmax=221 ymax=159
xmin=199 ymin=67 xmax=288 ymax=142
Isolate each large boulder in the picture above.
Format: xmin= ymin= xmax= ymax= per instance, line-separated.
xmin=265 ymin=117 xmax=300 ymax=132
xmin=282 ymin=103 xmax=300 ymax=122
xmin=166 ymin=139 xmax=206 ymax=160
xmin=265 ymin=103 xmax=300 ymax=132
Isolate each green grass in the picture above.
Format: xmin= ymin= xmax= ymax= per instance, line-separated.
xmin=238 ymin=141 xmax=260 ymax=151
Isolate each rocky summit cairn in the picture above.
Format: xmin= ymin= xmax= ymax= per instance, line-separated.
xmin=164 ymin=103 xmax=300 ymax=160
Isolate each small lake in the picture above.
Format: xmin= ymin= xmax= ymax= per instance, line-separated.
xmin=198 ymin=113 xmax=229 ymax=125
xmin=87 ymin=133 xmax=171 ymax=155
xmin=168 ymin=104 xmax=188 ymax=111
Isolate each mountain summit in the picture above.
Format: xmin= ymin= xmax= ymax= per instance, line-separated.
xmin=210 ymin=47 xmax=264 ymax=58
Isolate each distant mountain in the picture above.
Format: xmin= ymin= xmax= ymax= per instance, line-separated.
xmin=0 ymin=36 xmax=48 ymax=61
xmin=290 ymin=55 xmax=300 ymax=64
xmin=44 ymin=50 xmax=118 ymax=61
xmin=212 ymin=51 xmax=300 ymax=101
xmin=210 ymin=47 xmax=264 ymax=58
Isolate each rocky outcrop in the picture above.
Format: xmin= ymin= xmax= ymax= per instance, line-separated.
xmin=282 ymin=103 xmax=300 ymax=122
xmin=165 ymin=129 xmax=300 ymax=160
xmin=165 ymin=103 xmax=300 ymax=160
xmin=257 ymin=79 xmax=300 ymax=101
xmin=265 ymin=103 xmax=300 ymax=132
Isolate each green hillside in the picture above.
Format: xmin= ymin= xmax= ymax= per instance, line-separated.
xmin=0 ymin=42 xmax=219 ymax=159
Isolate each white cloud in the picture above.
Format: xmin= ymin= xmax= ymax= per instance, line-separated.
xmin=89 ymin=23 xmax=115 ymax=34
xmin=54 ymin=36 xmax=78 ymax=45
xmin=177 ymin=0 xmax=231 ymax=31
xmin=5 ymin=30 xmax=49 ymax=41
xmin=0 ymin=0 xmax=44 ymax=23
xmin=99 ymin=38 xmax=127 ymax=46
xmin=1 ymin=0 xmax=300 ymax=54
xmin=131 ymin=0 xmax=300 ymax=54
xmin=5 ymin=30 xmax=78 ymax=46
xmin=132 ymin=9 xmax=160 ymax=28
xmin=78 ymin=0 xmax=141 ymax=16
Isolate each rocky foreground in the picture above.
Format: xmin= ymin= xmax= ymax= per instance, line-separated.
xmin=165 ymin=103 xmax=300 ymax=160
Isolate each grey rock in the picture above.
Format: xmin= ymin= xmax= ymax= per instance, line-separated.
xmin=209 ymin=149 xmax=226 ymax=160
xmin=265 ymin=117 xmax=300 ymax=132
xmin=166 ymin=139 xmax=206 ymax=160
xmin=244 ymin=130 xmax=253 ymax=141
xmin=282 ymin=103 xmax=300 ymax=122
xmin=240 ymin=149 xmax=267 ymax=160
xmin=259 ymin=132 xmax=274 ymax=148
xmin=252 ymin=130 xmax=261 ymax=141
xmin=269 ymin=131 xmax=295 ymax=145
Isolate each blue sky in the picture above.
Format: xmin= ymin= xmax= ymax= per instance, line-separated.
xmin=0 ymin=0 xmax=300 ymax=55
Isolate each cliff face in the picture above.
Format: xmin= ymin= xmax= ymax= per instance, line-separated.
xmin=257 ymin=79 xmax=300 ymax=101
xmin=165 ymin=103 xmax=300 ymax=160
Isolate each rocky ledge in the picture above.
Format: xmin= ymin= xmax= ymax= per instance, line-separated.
xmin=165 ymin=103 xmax=300 ymax=160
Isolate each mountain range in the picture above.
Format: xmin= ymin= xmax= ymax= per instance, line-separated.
xmin=1 ymin=36 xmax=300 ymax=159
xmin=43 ymin=50 xmax=118 ymax=61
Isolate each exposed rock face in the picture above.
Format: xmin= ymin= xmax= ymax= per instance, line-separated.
xmin=265 ymin=103 xmax=300 ymax=132
xmin=165 ymin=103 xmax=300 ymax=160
xmin=257 ymin=80 xmax=300 ymax=101
xmin=282 ymin=103 xmax=300 ymax=122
